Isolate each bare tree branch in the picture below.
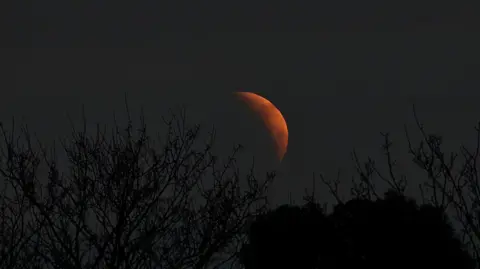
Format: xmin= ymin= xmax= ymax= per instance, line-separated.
xmin=0 ymin=104 xmax=273 ymax=269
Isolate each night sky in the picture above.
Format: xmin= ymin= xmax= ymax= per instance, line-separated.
xmin=2 ymin=1 xmax=480 ymax=207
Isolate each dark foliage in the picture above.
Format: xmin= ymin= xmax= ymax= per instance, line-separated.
xmin=239 ymin=202 xmax=338 ymax=269
xmin=240 ymin=190 xmax=475 ymax=269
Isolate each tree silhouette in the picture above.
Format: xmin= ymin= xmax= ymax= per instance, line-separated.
xmin=318 ymin=105 xmax=480 ymax=266
xmin=331 ymin=190 xmax=474 ymax=269
xmin=239 ymin=202 xmax=337 ymax=269
xmin=240 ymin=190 xmax=474 ymax=269
xmin=0 ymin=104 xmax=274 ymax=269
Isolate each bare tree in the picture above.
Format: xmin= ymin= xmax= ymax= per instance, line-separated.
xmin=318 ymin=104 xmax=480 ymax=266
xmin=0 ymin=103 xmax=273 ymax=269
xmin=0 ymin=118 xmax=44 ymax=269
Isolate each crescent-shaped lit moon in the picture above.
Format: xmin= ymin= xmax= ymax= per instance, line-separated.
xmin=234 ymin=91 xmax=288 ymax=161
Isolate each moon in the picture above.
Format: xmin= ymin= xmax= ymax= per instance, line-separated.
xmin=234 ymin=91 xmax=288 ymax=161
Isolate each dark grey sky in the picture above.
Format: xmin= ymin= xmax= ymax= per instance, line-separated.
xmin=2 ymin=2 xmax=480 ymax=206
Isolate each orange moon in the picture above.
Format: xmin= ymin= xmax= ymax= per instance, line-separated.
xmin=234 ymin=91 xmax=288 ymax=161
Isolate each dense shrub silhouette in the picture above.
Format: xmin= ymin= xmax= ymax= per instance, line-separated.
xmin=239 ymin=202 xmax=337 ymax=269
xmin=240 ymin=190 xmax=475 ymax=269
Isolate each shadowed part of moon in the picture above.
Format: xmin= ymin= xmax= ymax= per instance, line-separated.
xmin=234 ymin=91 xmax=288 ymax=161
